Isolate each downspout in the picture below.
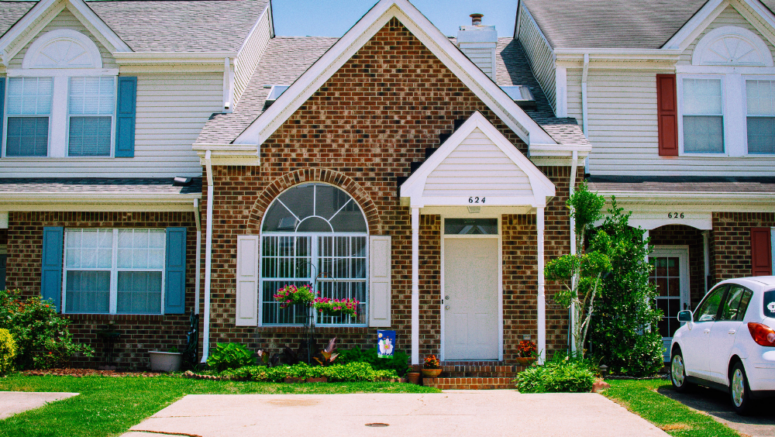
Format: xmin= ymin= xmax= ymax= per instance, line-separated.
xmin=581 ymin=53 xmax=590 ymax=174
xmin=201 ymin=150 xmax=214 ymax=363
xmin=569 ymin=150 xmax=578 ymax=353
xmin=193 ymin=198 xmax=201 ymax=315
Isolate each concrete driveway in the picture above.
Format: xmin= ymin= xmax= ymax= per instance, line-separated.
xmin=658 ymin=385 xmax=775 ymax=437
xmin=122 ymin=390 xmax=668 ymax=437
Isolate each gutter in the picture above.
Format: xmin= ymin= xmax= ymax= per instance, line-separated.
xmin=581 ymin=53 xmax=590 ymax=174
xmin=193 ymin=199 xmax=201 ymax=316
xmin=568 ymin=150 xmax=578 ymax=353
xmin=201 ymin=150 xmax=214 ymax=363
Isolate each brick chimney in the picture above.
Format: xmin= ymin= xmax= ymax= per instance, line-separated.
xmin=457 ymin=13 xmax=497 ymax=79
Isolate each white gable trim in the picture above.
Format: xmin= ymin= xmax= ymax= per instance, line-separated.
xmin=400 ymin=111 xmax=555 ymax=208
xmin=233 ymin=0 xmax=556 ymax=147
xmin=0 ymin=0 xmax=131 ymax=66
xmin=22 ymin=28 xmax=103 ymax=69
xmin=692 ymin=25 xmax=774 ymax=66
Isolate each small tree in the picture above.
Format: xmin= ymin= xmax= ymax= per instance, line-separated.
xmin=588 ymin=199 xmax=664 ymax=376
xmin=545 ymin=184 xmax=611 ymax=356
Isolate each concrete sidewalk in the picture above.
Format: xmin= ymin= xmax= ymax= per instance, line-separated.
xmin=123 ymin=390 xmax=668 ymax=437
xmin=0 ymin=392 xmax=79 ymax=420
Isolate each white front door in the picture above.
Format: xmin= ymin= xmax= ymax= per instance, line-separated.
xmin=443 ymin=238 xmax=499 ymax=360
xmin=650 ymin=247 xmax=690 ymax=362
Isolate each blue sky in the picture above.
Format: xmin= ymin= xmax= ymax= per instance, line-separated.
xmin=272 ymin=0 xmax=518 ymax=38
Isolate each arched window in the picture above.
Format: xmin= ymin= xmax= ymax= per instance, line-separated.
xmin=260 ymin=183 xmax=368 ymax=326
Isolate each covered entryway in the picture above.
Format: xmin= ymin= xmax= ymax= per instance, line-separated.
xmin=400 ymin=112 xmax=556 ymax=365
xmin=650 ymin=246 xmax=691 ymax=361
xmin=443 ymin=227 xmax=499 ymax=360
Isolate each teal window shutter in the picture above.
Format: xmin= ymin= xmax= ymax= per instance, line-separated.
xmin=115 ymin=76 xmax=137 ymax=158
xmin=0 ymin=78 xmax=5 ymax=143
xmin=41 ymin=227 xmax=64 ymax=311
xmin=165 ymin=227 xmax=187 ymax=314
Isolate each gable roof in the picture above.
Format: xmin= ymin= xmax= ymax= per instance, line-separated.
xmin=195 ymin=35 xmax=587 ymax=147
xmin=0 ymin=0 xmax=269 ymax=53
xmin=231 ymin=0 xmax=560 ymax=148
xmin=519 ymin=0 xmax=709 ymax=49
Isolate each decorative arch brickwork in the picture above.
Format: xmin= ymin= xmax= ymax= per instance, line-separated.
xmin=248 ymin=168 xmax=382 ymax=234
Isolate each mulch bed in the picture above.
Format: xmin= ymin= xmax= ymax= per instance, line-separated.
xmin=22 ymin=368 xmax=162 ymax=378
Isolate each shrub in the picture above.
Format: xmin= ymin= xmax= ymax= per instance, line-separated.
xmin=514 ymin=355 xmax=596 ymax=393
xmin=337 ymin=346 xmax=410 ymax=376
xmin=207 ymin=343 xmax=256 ymax=372
xmin=588 ymin=199 xmax=664 ymax=377
xmin=0 ymin=290 xmax=93 ymax=370
xmin=219 ymin=362 xmax=398 ymax=383
xmin=0 ymin=328 xmax=16 ymax=375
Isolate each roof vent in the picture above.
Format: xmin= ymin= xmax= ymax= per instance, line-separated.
xmin=265 ymin=85 xmax=289 ymax=107
xmin=501 ymin=85 xmax=536 ymax=109
xmin=457 ymin=15 xmax=497 ymax=79
xmin=470 ymin=13 xmax=483 ymax=26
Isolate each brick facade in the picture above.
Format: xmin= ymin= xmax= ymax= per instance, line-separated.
xmin=5 ymin=211 xmax=198 ymax=369
xmin=712 ymin=212 xmax=775 ymax=283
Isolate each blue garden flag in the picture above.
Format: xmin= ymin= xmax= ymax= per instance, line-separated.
xmin=377 ymin=330 xmax=395 ymax=358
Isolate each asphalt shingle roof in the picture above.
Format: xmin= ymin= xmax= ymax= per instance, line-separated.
xmin=0 ymin=178 xmax=202 ymax=195
xmin=197 ymin=37 xmax=588 ymax=146
xmin=521 ymin=0 xmax=708 ymax=49
xmin=0 ymin=0 xmax=269 ymax=53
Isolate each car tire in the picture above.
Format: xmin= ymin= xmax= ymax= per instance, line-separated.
xmin=671 ymin=348 xmax=692 ymax=393
xmin=730 ymin=362 xmax=754 ymax=415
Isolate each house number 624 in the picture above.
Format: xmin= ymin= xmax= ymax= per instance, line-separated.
xmin=668 ymin=212 xmax=685 ymax=219
xmin=469 ymin=197 xmax=486 ymax=204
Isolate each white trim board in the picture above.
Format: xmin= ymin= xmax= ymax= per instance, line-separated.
xmin=400 ymin=111 xmax=556 ymax=208
xmin=0 ymin=0 xmax=131 ymax=66
xmin=233 ymin=0 xmax=557 ymax=149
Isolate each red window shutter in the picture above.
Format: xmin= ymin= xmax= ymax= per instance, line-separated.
xmin=656 ymin=74 xmax=678 ymax=156
xmin=751 ymin=227 xmax=772 ymax=276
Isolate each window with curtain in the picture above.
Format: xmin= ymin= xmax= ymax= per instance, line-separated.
xmin=5 ymin=77 xmax=52 ymax=157
xmin=68 ymin=77 xmax=115 ymax=157
xmin=260 ymin=183 xmax=368 ymax=326
xmin=64 ymin=229 xmax=165 ymax=314
xmin=746 ymin=80 xmax=775 ymax=154
xmin=682 ymin=78 xmax=724 ymax=153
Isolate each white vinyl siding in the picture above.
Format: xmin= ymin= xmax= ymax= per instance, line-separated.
xmin=234 ymin=6 xmax=272 ymax=106
xmin=460 ymin=47 xmax=495 ymax=79
xmin=422 ymin=128 xmax=533 ymax=198
xmin=0 ymin=73 xmax=221 ymax=177
xmin=9 ymin=8 xmax=117 ymax=69
xmin=678 ymin=6 xmax=775 ymax=66
xmin=516 ymin=3 xmax=556 ymax=113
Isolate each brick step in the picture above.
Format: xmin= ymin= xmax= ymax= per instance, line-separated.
xmin=443 ymin=371 xmax=518 ymax=378
xmin=423 ymin=377 xmax=515 ymax=390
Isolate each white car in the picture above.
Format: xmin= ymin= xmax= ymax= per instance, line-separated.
xmin=670 ymin=277 xmax=775 ymax=414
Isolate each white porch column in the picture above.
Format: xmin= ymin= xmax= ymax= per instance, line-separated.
xmin=537 ymin=207 xmax=546 ymax=364
xmin=644 ymin=230 xmax=650 ymax=263
xmin=703 ymin=230 xmax=710 ymax=293
xmin=411 ymin=206 xmax=420 ymax=366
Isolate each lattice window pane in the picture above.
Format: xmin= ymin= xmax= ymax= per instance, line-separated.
xmin=117 ymin=271 xmax=162 ymax=314
xmin=6 ymin=117 xmax=48 ymax=156
xmin=65 ymin=271 xmax=110 ymax=314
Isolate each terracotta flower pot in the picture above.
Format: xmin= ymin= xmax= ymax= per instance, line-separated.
xmin=421 ymin=368 xmax=442 ymax=378
xmin=406 ymin=372 xmax=421 ymax=384
xmin=515 ymin=357 xmax=536 ymax=366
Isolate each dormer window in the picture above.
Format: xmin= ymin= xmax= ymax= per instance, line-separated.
xmin=2 ymin=29 xmax=123 ymax=159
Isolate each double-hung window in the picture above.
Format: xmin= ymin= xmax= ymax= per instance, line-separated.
xmin=260 ymin=183 xmax=368 ymax=326
xmin=745 ymin=79 xmax=775 ymax=154
xmin=68 ymin=77 xmax=115 ymax=156
xmin=5 ymin=77 xmax=52 ymax=157
xmin=682 ymin=78 xmax=724 ymax=153
xmin=64 ymin=229 xmax=165 ymax=315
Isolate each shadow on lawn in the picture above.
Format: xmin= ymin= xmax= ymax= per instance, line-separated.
xmin=657 ymin=385 xmax=775 ymax=436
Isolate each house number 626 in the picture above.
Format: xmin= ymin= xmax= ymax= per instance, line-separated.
xmin=469 ymin=197 xmax=486 ymax=204
xmin=668 ymin=212 xmax=685 ymax=219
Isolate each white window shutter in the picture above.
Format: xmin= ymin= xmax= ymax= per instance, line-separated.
xmin=369 ymin=235 xmax=391 ymax=327
xmin=236 ymin=235 xmax=259 ymax=326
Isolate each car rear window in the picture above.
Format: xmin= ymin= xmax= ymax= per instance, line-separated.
xmin=766 ymin=290 xmax=775 ymax=318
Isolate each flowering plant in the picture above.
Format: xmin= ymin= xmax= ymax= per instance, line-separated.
xmin=423 ymin=354 xmax=440 ymax=369
xmin=313 ymin=297 xmax=359 ymax=317
xmin=273 ymin=285 xmax=315 ymax=309
xmin=517 ymin=340 xmax=537 ymax=358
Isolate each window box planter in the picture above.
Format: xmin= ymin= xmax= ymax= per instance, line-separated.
xmin=149 ymin=351 xmax=183 ymax=372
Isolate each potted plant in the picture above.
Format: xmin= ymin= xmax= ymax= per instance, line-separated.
xmin=149 ymin=346 xmax=183 ymax=372
xmin=273 ymin=284 xmax=315 ymax=308
xmin=515 ymin=340 xmax=537 ymax=366
xmin=421 ymin=354 xmax=442 ymax=378
xmin=406 ymin=369 xmax=421 ymax=384
xmin=313 ymin=297 xmax=359 ymax=318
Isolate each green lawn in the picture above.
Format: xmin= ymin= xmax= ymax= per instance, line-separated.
xmin=604 ymin=379 xmax=740 ymax=437
xmin=0 ymin=373 xmax=439 ymax=437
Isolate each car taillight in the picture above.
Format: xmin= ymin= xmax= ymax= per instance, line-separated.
xmin=748 ymin=322 xmax=775 ymax=347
